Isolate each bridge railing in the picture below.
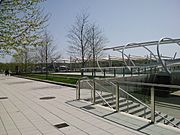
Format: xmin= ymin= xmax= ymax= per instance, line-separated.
xmin=81 ymin=65 xmax=161 ymax=77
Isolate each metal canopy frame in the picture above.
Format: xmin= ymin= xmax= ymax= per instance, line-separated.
xmin=157 ymin=38 xmax=180 ymax=75
xmin=102 ymin=37 xmax=180 ymax=75
xmin=103 ymin=38 xmax=180 ymax=51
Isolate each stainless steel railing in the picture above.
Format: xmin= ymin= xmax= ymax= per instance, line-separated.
xmin=104 ymin=79 xmax=179 ymax=128
xmin=76 ymin=78 xmax=180 ymax=128
xmin=86 ymin=80 xmax=114 ymax=110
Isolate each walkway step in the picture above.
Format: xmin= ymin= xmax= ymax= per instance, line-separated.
xmin=120 ymin=102 xmax=140 ymax=112
xmin=155 ymin=114 xmax=168 ymax=123
xmin=173 ymin=119 xmax=180 ymax=127
xmin=103 ymin=97 xmax=126 ymax=106
xmin=84 ymin=93 xmax=113 ymax=101
xmin=129 ymin=106 xmax=146 ymax=115
xmin=112 ymin=100 xmax=134 ymax=109
xmin=119 ymin=100 xmax=133 ymax=108
xmin=145 ymin=112 xmax=161 ymax=120
xmin=138 ymin=110 xmax=151 ymax=118
xmin=82 ymin=90 xmax=180 ymax=130
xmin=164 ymin=116 xmax=175 ymax=125
xmin=96 ymin=95 xmax=115 ymax=104
xmin=119 ymin=97 xmax=127 ymax=103
xmin=127 ymin=102 xmax=140 ymax=111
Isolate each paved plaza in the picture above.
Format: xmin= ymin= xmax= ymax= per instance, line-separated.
xmin=0 ymin=75 xmax=180 ymax=135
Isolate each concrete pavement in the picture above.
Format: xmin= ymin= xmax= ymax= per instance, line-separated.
xmin=0 ymin=75 xmax=144 ymax=135
xmin=0 ymin=75 xmax=180 ymax=135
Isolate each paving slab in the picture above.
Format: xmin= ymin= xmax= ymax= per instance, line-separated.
xmin=0 ymin=75 xmax=144 ymax=135
xmin=67 ymin=99 xmax=180 ymax=135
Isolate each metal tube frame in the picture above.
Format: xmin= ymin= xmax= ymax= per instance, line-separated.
xmin=151 ymin=87 xmax=155 ymax=123
xmin=116 ymin=83 xmax=119 ymax=112
xmin=120 ymin=43 xmax=158 ymax=69
xmin=76 ymin=80 xmax=80 ymax=100
xmin=157 ymin=37 xmax=180 ymax=75
xmin=92 ymin=79 xmax=96 ymax=104
xmin=100 ymin=38 xmax=180 ymax=77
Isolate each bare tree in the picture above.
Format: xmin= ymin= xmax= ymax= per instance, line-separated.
xmin=88 ymin=23 xmax=107 ymax=67
xmin=67 ymin=12 xmax=91 ymax=75
xmin=12 ymin=45 xmax=37 ymax=72
xmin=35 ymin=32 xmax=62 ymax=72
xmin=67 ymin=12 xmax=107 ymax=75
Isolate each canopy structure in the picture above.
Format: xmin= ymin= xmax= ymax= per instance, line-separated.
xmin=102 ymin=37 xmax=180 ymax=75
xmin=104 ymin=38 xmax=180 ymax=51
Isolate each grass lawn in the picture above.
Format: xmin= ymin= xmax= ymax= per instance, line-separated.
xmin=19 ymin=72 xmax=108 ymax=85
xmin=23 ymin=73 xmax=81 ymax=84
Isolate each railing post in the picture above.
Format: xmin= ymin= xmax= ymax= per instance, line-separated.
xmin=114 ymin=68 xmax=116 ymax=77
xmin=94 ymin=69 xmax=96 ymax=77
xmin=123 ymin=67 xmax=125 ymax=77
xmin=76 ymin=80 xmax=80 ymax=100
xmin=144 ymin=107 xmax=146 ymax=118
xmin=81 ymin=68 xmax=84 ymax=76
xmin=154 ymin=67 xmax=156 ymax=73
xmin=126 ymin=84 xmax=129 ymax=113
xmin=138 ymin=67 xmax=140 ymax=75
xmin=116 ymin=83 xmax=119 ymax=112
xmin=150 ymin=67 xmax=152 ymax=74
xmin=144 ymin=67 xmax=146 ymax=74
xmin=157 ymin=68 xmax=159 ymax=73
xmin=151 ymin=86 xmax=155 ymax=123
xmin=92 ymin=79 xmax=96 ymax=104
xmin=103 ymin=69 xmax=106 ymax=77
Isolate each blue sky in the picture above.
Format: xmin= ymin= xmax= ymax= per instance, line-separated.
xmin=42 ymin=0 xmax=180 ymax=59
xmin=1 ymin=0 xmax=180 ymax=62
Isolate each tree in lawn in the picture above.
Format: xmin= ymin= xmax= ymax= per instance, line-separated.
xmin=0 ymin=0 xmax=48 ymax=55
xmin=35 ymin=31 xmax=62 ymax=73
xmin=12 ymin=46 xmax=36 ymax=73
xmin=87 ymin=23 xmax=107 ymax=76
xmin=67 ymin=12 xmax=107 ymax=76
xmin=67 ymin=12 xmax=91 ymax=76
xmin=12 ymin=32 xmax=61 ymax=73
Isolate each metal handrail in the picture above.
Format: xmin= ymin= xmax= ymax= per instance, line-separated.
xmin=78 ymin=78 xmax=179 ymax=128
xmin=84 ymin=80 xmax=114 ymax=110
xmin=107 ymin=80 xmax=151 ymax=109
xmin=94 ymin=81 xmax=115 ymax=108
xmin=116 ymin=81 xmax=180 ymax=89
xmin=95 ymin=77 xmax=180 ymax=89
xmin=105 ymin=80 xmax=179 ymax=128
xmin=76 ymin=76 xmax=90 ymax=88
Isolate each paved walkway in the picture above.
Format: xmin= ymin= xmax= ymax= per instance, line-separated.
xmin=67 ymin=100 xmax=180 ymax=135
xmin=0 ymin=75 xmax=143 ymax=135
xmin=0 ymin=75 xmax=180 ymax=135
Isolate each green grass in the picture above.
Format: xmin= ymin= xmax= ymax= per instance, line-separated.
xmin=24 ymin=74 xmax=80 ymax=84
xmin=20 ymin=72 xmax=110 ymax=85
